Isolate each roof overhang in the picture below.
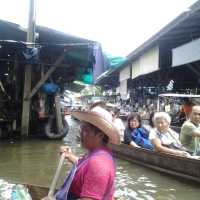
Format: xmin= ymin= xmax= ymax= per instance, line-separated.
xmin=127 ymin=2 xmax=200 ymax=61
xmin=159 ymin=93 xmax=200 ymax=98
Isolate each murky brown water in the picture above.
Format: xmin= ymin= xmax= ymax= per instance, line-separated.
xmin=0 ymin=116 xmax=200 ymax=200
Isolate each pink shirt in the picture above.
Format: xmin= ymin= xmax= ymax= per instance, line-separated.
xmin=70 ymin=147 xmax=116 ymax=200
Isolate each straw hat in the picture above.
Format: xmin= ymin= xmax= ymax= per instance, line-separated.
xmin=71 ymin=106 xmax=121 ymax=145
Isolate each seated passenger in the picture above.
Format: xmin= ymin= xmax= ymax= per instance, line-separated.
xmin=143 ymin=112 xmax=155 ymax=132
xmin=180 ymin=98 xmax=193 ymax=120
xmin=124 ymin=114 xmax=153 ymax=149
xmin=180 ymin=105 xmax=200 ymax=155
xmin=150 ymin=112 xmax=190 ymax=157
xmin=111 ymin=108 xmax=125 ymax=142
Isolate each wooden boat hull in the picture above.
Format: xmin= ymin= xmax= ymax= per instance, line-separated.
xmin=110 ymin=143 xmax=200 ymax=183
xmin=26 ymin=184 xmax=48 ymax=200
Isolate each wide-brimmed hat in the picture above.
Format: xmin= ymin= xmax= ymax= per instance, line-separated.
xmin=71 ymin=106 xmax=121 ymax=145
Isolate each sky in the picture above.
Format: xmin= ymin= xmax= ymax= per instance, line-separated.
xmin=0 ymin=0 xmax=197 ymax=56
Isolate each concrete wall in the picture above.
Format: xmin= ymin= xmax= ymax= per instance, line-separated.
xmin=172 ymin=37 xmax=200 ymax=67
xmin=132 ymin=46 xmax=159 ymax=79
xmin=119 ymin=66 xmax=130 ymax=82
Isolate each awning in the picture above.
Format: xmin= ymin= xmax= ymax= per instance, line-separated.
xmin=159 ymin=93 xmax=200 ymax=98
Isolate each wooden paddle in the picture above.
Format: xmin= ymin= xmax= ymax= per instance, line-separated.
xmin=41 ymin=153 xmax=66 ymax=200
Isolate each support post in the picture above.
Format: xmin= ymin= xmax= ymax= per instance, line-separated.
xmin=55 ymin=95 xmax=64 ymax=135
xmin=21 ymin=65 xmax=32 ymax=136
xmin=21 ymin=0 xmax=36 ymax=137
xmin=28 ymin=52 xmax=66 ymax=99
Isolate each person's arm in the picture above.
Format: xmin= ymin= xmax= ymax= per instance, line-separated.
xmin=181 ymin=124 xmax=200 ymax=137
xmin=60 ymin=146 xmax=79 ymax=164
xmin=151 ymin=138 xmax=190 ymax=157
xmin=130 ymin=141 xmax=140 ymax=148
xmin=123 ymin=128 xmax=140 ymax=147
xmin=192 ymin=128 xmax=200 ymax=137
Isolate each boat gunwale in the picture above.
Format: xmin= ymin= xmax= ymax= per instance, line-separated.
xmin=110 ymin=143 xmax=200 ymax=183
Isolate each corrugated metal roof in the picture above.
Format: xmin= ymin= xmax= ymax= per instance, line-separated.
xmin=127 ymin=1 xmax=200 ymax=61
xmin=0 ymin=20 xmax=97 ymax=91
xmin=0 ymin=19 xmax=95 ymax=44
xmin=111 ymin=0 xmax=200 ymax=74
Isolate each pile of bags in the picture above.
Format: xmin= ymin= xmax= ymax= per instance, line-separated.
xmin=0 ymin=179 xmax=32 ymax=200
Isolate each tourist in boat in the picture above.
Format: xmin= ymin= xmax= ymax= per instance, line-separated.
xmin=111 ymin=108 xmax=125 ymax=142
xmin=124 ymin=113 xmax=153 ymax=149
xmin=149 ymin=112 xmax=191 ymax=157
xmin=56 ymin=106 xmax=120 ymax=200
xmin=180 ymin=105 xmax=200 ymax=155
xmin=142 ymin=112 xmax=155 ymax=132
xmin=180 ymin=98 xmax=193 ymax=120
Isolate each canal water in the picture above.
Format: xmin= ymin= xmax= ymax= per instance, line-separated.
xmin=0 ymin=116 xmax=199 ymax=200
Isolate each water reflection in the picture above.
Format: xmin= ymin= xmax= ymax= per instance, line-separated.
xmin=0 ymin=117 xmax=200 ymax=200
xmin=115 ymin=159 xmax=199 ymax=200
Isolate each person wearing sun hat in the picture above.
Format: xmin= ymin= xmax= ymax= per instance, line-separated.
xmin=55 ymin=106 xmax=120 ymax=200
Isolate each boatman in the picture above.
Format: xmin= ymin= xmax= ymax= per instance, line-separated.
xmin=180 ymin=105 xmax=200 ymax=155
xmin=55 ymin=106 xmax=121 ymax=200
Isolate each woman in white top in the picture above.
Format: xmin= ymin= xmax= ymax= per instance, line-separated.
xmin=111 ymin=108 xmax=125 ymax=142
xmin=149 ymin=112 xmax=190 ymax=157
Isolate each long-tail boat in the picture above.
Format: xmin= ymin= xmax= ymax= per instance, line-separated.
xmin=109 ymin=143 xmax=200 ymax=183
xmin=27 ymin=184 xmax=48 ymax=200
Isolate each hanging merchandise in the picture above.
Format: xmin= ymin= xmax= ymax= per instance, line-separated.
xmin=41 ymin=83 xmax=59 ymax=95
xmin=82 ymin=73 xmax=93 ymax=84
xmin=22 ymin=47 xmax=41 ymax=64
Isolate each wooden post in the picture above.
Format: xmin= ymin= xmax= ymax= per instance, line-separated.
xmin=54 ymin=95 xmax=64 ymax=135
xmin=28 ymin=52 xmax=66 ymax=99
xmin=21 ymin=64 xmax=32 ymax=136
xmin=21 ymin=0 xmax=36 ymax=136
xmin=41 ymin=64 xmax=44 ymax=77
